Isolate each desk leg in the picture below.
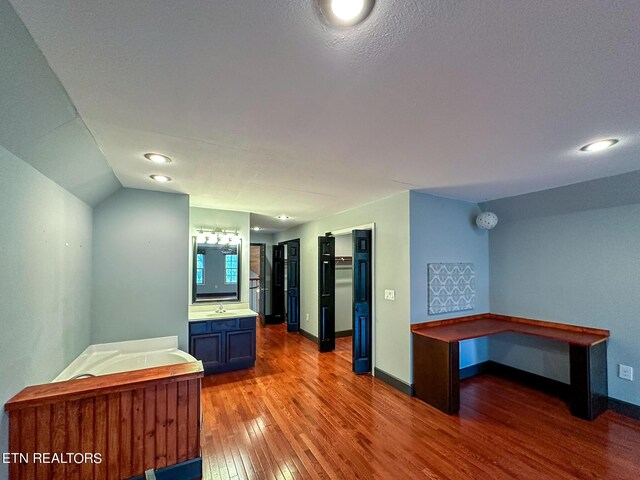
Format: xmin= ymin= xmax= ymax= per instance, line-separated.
xmin=569 ymin=342 xmax=608 ymax=420
xmin=412 ymin=334 xmax=460 ymax=414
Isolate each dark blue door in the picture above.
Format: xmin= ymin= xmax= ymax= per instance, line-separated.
xmin=352 ymin=230 xmax=372 ymax=374
xmin=318 ymin=235 xmax=335 ymax=352
xmin=272 ymin=244 xmax=285 ymax=323
xmin=287 ymin=240 xmax=300 ymax=332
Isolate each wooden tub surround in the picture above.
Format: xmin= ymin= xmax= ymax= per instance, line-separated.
xmin=412 ymin=313 xmax=610 ymax=420
xmin=5 ymin=361 xmax=204 ymax=480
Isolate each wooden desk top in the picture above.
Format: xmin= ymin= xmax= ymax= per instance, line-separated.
xmin=411 ymin=313 xmax=609 ymax=346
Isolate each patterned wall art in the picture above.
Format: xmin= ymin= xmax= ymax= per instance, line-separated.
xmin=428 ymin=263 xmax=475 ymax=315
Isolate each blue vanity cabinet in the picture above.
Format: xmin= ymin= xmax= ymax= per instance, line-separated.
xmin=189 ymin=316 xmax=256 ymax=375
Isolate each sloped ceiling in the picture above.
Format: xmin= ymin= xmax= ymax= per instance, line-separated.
xmin=7 ymin=0 xmax=640 ymax=223
xmin=0 ymin=0 xmax=120 ymax=206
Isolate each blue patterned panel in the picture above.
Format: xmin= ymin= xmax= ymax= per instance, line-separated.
xmin=428 ymin=263 xmax=475 ymax=315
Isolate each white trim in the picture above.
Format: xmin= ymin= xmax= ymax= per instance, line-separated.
xmin=331 ymin=223 xmax=375 ymax=236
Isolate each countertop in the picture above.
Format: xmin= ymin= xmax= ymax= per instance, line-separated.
xmin=188 ymin=308 xmax=258 ymax=322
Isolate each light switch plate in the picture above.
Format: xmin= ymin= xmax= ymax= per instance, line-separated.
xmin=384 ymin=289 xmax=395 ymax=301
xmin=619 ymin=364 xmax=633 ymax=381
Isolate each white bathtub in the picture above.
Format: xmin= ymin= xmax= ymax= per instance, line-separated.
xmin=53 ymin=336 xmax=197 ymax=382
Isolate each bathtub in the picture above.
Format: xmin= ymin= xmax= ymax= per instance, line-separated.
xmin=9 ymin=335 xmax=203 ymax=480
xmin=53 ymin=335 xmax=197 ymax=381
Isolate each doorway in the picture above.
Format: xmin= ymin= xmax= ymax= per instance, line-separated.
xmin=249 ymin=243 xmax=266 ymax=323
xmin=318 ymin=226 xmax=374 ymax=374
xmin=271 ymin=239 xmax=301 ymax=332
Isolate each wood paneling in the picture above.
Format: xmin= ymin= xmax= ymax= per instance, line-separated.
xmin=200 ymin=322 xmax=640 ymax=479
xmin=5 ymin=365 xmax=202 ymax=480
xmin=411 ymin=313 xmax=609 ymax=346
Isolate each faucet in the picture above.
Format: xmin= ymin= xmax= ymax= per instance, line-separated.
xmin=216 ymin=303 xmax=226 ymax=313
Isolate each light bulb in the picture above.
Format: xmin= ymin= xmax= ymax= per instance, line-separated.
xmin=331 ymin=0 xmax=365 ymax=21
xmin=579 ymin=139 xmax=619 ymax=152
xmin=144 ymin=153 xmax=172 ymax=164
xmin=150 ymin=174 xmax=172 ymax=183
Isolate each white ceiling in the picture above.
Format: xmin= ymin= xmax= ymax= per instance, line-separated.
xmin=9 ymin=0 xmax=640 ymax=228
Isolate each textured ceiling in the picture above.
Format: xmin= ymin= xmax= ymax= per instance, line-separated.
xmin=9 ymin=0 xmax=640 ymax=227
xmin=1 ymin=0 xmax=120 ymax=206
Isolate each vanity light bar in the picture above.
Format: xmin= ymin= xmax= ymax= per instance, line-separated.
xmin=195 ymin=228 xmax=241 ymax=245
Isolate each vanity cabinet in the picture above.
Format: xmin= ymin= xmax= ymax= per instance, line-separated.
xmin=189 ymin=316 xmax=256 ymax=374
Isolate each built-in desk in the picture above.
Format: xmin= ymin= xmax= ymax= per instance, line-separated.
xmin=412 ymin=313 xmax=610 ymax=420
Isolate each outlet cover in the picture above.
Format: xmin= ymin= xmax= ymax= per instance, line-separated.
xmin=305 ymin=313 xmax=310 ymax=323
xmin=384 ymin=289 xmax=395 ymax=301
xmin=619 ymin=364 xmax=633 ymax=381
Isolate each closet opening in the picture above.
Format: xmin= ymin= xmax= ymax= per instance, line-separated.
xmin=318 ymin=225 xmax=374 ymax=374
xmin=334 ymin=234 xmax=354 ymax=339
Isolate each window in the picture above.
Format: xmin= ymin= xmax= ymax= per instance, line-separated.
xmin=225 ymin=254 xmax=238 ymax=284
xmin=196 ymin=253 xmax=205 ymax=285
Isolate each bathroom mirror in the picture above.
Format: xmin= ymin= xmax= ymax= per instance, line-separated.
xmin=192 ymin=238 xmax=241 ymax=303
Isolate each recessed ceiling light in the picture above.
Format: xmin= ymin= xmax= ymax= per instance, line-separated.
xmin=144 ymin=153 xmax=172 ymax=164
xmin=579 ymin=139 xmax=619 ymax=152
xmin=252 ymin=227 xmax=262 ymax=231
xmin=318 ymin=0 xmax=374 ymax=27
xmin=276 ymin=215 xmax=290 ymax=220
xmin=150 ymin=174 xmax=172 ymax=183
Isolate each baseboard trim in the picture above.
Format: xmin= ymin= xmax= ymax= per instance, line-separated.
xmin=335 ymin=329 xmax=353 ymax=338
xmin=459 ymin=362 xmax=492 ymax=380
xmin=374 ymin=368 xmax=414 ymax=396
xmin=609 ymin=397 xmax=640 ymax=420
xmin=299 ymin=329 xmax=318 ymax=345
xmin=129 ymin=457 xmax=202 ymax=480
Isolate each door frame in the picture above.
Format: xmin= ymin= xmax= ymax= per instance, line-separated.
xmin=331 ymin=223 xmax=376 ymax=374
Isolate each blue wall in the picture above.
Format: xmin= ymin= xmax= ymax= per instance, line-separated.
xmin=410 ymin=192 xmax=490 ymax=374
xmin=0 ymin=146 xmax=93 ymax=480
xmin=483 ymin=176 xmax=640 ymax=406
xmin=92 ymin=188 xmax=190 ymax=350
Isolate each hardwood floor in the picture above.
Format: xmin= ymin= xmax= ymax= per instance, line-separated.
xmin=200 ymin=323 xmax=640 ymax=479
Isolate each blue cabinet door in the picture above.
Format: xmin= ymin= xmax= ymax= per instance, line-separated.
xmin=190 ymin=332 xmax=224 ymax=374
xmin=226 ymin=330 xmax=256 ymax=370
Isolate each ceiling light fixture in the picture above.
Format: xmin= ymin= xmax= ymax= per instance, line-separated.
xmin=277 ymin=215 xmax=290 ymax=220
xmin=252 ymin=227 xmax=262 ymax=231
xmin=476 ymin=212 xmax=498 ymax=230
xmin=579 ymin=139 xmax=619 ymax=152
xmin=144 ymin=153 xmax=172 ymax=164
xmin=150 ymin=174 xmax=172 ymax=183
xmin=317 ymin=0 xmax=374 ymax=27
